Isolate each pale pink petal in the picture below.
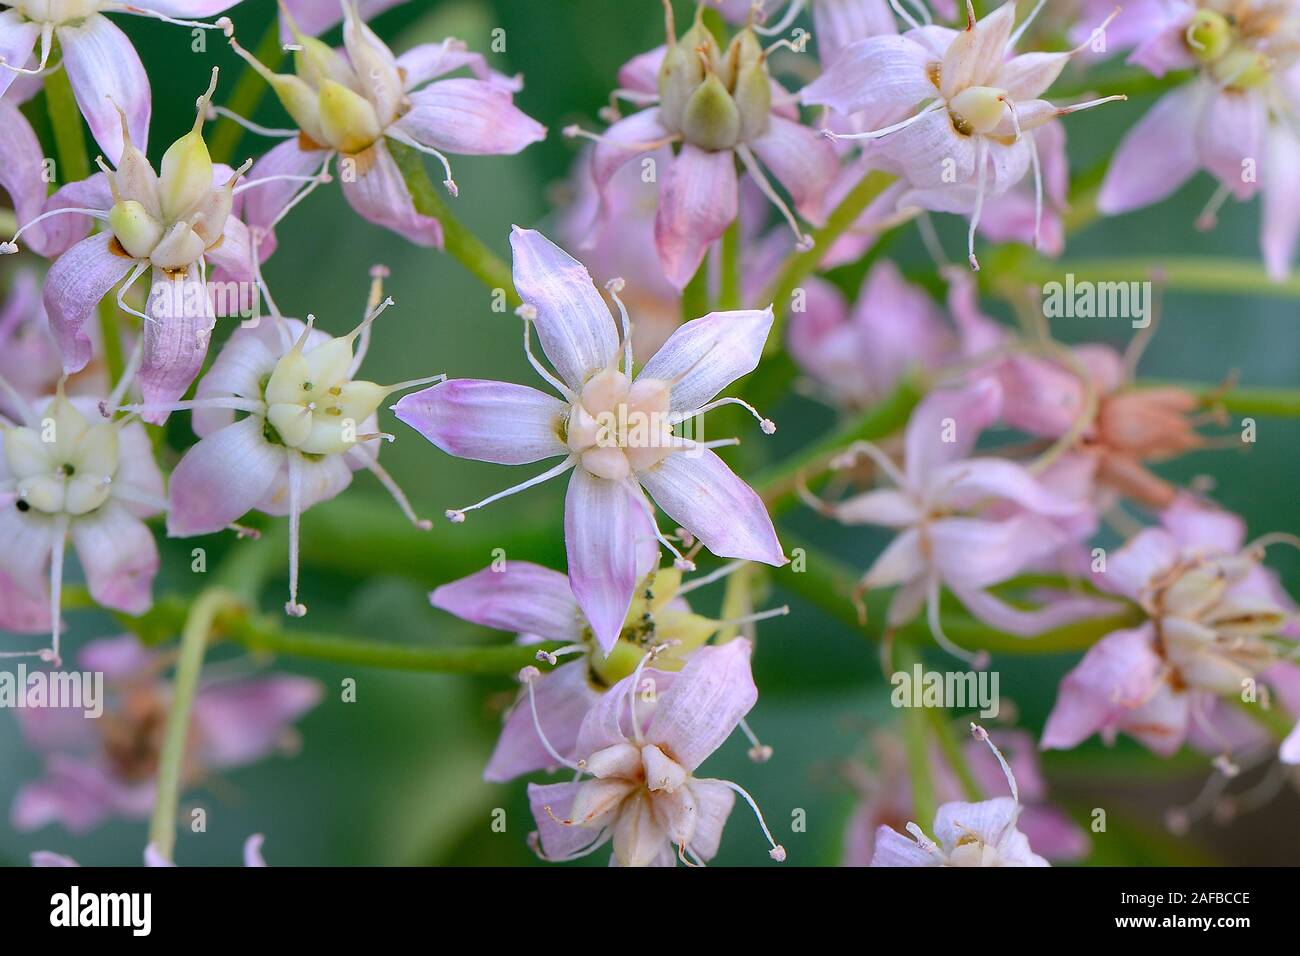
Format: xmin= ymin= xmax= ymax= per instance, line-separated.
xmin=1128 ymin=13 xmax=1198 ymax=77
xmin=903 ymin=378 xmax=1001 ymax=485
xmin=833 ymin=489 xmax=921 ymax=527
xmin=243 ymin=834 xmax=267 ymax=867
xmin=590 ymin=108 xmax=669 ymax=218
xmin=862 ymin=528 xmax=926 ymax=590
xmin=33 ymin=172 xmax=115 ymax=258
xmin=800 ymin=35 xmax=935 ymax=117
xmin=0 ymin=100 xmax=51 ymax=253
xmin=565 ymin=470 xmax=642 ymax=653
xmin=1197 ymin=88 xmax=1265 ymax=199
xmin=1041 ymin=624 xmax=1163 ymax=750
xmin=654 ymin=145 xmax=738 ymax=290
xmin=639 ymin=450 xmax=785 ymax=566
xmin=0 ymin=10 xmax=39 ymax=101
xmin=396 ymin=79 xmax=546 ymax=155
xmin=278 ymin=0 xmax=404 ymax=39
xmin=940 ymin=0 xmax=1017 ymax=97
xmin=637 ymin=307 xmax=772 ymax=414
xmin=30 ymin=851 xmax=80 ymax=867
xmin=509 ymin=226 xmax=619 ymax=388
xmin=813 ymin=0 xmax=899 ymax=66
xmin=748 ymin=116 xmax=838 ymax=223
xmin=237 ymin=138 xmax=329 ymax=250
xmin=43 ymin=233 xmax=134 ymax=375
xmin=1161 ymin=496 xmax=1245 ymax=554
xmin=994 ymin=355 xmax=1084 ymax=437
xmin=0 ymin=567 xmax=51 ymax=633
xmin=928 ymin=514 xmax=1066 ymax=590
xmin=932 ymin=795 xmax=1019 ymax=849
xmin=138 ymin=265 xmax=215 ymax=424
xmin=130 ymin=0 xmax=242 ymax=15
xmin=878 ymin=107 xmax=977 ymax=191
xmin=951 ymin=585 xmax=1123 ymax=637
xmin=77 ymin=633 xmax=155 ymax=680
xmin=933 ymin=457 xmax=1084 ymax=516
xmin=431 ymin=562 xmax=583 ymax=642
xmin=682 ymin=778 xmax=736 ymax=861
xmin=1103 ymin=527 xmax=1179 ymax=601
xmin=69 ymin=501 xmax=157 ymax=615
xmin=166 ymin=418 xmax=283 ymax=536
xmin=1261 ymin=124 xmax=1300 ymax=281
xmin=254 ymin=450 xmax=353 ymax=516
xmin=190 ymin=320 xmax=285 ymax=438
xmin=1018 ymin=805 xmax=1091 ymax=861
xmin=341 ymin=141 xmax=444 ymax=247
xmin=1097 ymin=84 xmax=1204 ymax=215
xmin=528 ymin=781 xmax=609 ymax=860
xmin=395 ymin=42 xmax=521 ymax=91
xmin=850 ymin=259 xmax=953 ymax=394
xmin=1281 ymin=721 xmax=1300 ymax=765
xmin=392 ymin=379 xmax=568 ymax=464
xmin=617 ymin=46 xmax=664 ymax=95
xmin=870 ymin=825 xmax=940 ymax=866
xmin=57 ymin=14 xmax=150 ymax=166
xmin=203 ymin=216 xmax=257 ymax=284
xmin=646 ymin=639 xmax=757 ymax=771
xmin=191 ymin=675 xmax=322 ymax=769
xmin=484 ymin=660 xmax=600 ymax=782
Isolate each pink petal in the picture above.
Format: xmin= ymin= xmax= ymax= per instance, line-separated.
xmin=800 ymin=35 xmax=934 ymax=118
xmin=204 ymin=216 xmax=257 ymax=284
xmin=645 ymin=638 xmax=757 ymax=771
xmin=654 ymin=145 xmax=738 ymax=290
xmin=0 ymin=10 xmax=40 ymax=101
xmin=1097 ymin=84 xmax=1204 ymax=215
xmin=509 ymin=226 xmax=620 ymax=388
xmin=637 ymin=307 xmax=773 ymax=414
xmin=877 ymin=108 xmax=977 ymax=191
xmin=0 ymin=566 xmax=51 ymax=633
xmin=431 ymin=562 xmax=583 ymax=642
xmin=395 ymin=42 xmax=521 ymax=91
xmin=1197 ymin=88 xmax=1265 ymax=200
xmin=395 ymin=79 xmax=546 ymax=155
xmin=590 ymin=109 xmax=669 ymax=219
xmin=834 ymin=489 xmax=922 ymax=527
xmin=564 ymin=470 xmax=643 ymax=653
xmin=1261 ymin=124 xmax=1300 ymax=281
xmin=484 ymin=660 xmax=600 ymax=782
xmin=928 ymin=514 xmax=1067 ymax=590
xmin=1128 ymin=13 xmax=1198 ymax=77
xmin=849 ymin=259 xmax=953 ymax=395
xmin=1104 ymin=527 xmax=1180 ymax=601
xmin=191 ymin=675 xmax=322 ymax=769
xmin=862 ymin=528 xmax=926 ymax=590
xmin=0 ymin=503 xmax=57 ymax=598
xmin=341 ymin=141 xmax=444 ymax=247
xmin=31 ymin=851 xmax=80 ymax=867
xmin=166 ymin=418 xmax=284 ymax=536
xmin=70 ymin=502 xmax=158 ymax=615
xmin=812 ymin=0 xmax=900 ymax=66
xmin=527 ymin=781 xmax=607 ymax=860
xmin=138 ymin=265 xmax=215 ymax=424
xmin=639 ymin=450 xmax=785 ymax=566
xmin=1041 ymin=624 xmax=1163 ymax=750
xmin=681 ymin=777 xmax=737 ymax=861
xmin=870 ymin=825 xmax=939 ymax=866
xmin=130 ymin=0 xmax=242 ymax=15
xmin=57 ymin=14 xmax=150 ymax=166
xmin=933 ymin=457 xmax=1084 ymax=516
xmin=277 ymin=0 xmax=404 ymax=39
xmin=617 ymin=46 xmax=664 ymax=95
xmin=932 ymin=795 xmax=1020 ymax=849
xmin=940 ymin=1 xmax=1017 ymax=98
xmin=393 ymin=378 xmax=568 ymax=464
xmin=254 ymin=450 xmax=353 ymax=516
xmin=190 ymin=319 xmax=286 ymax=438
xmin=33 ymin=172 xmax=114 ymax=258
xmin=0 ymin=100 xmax=50 ymax=253
xmin=43 ymin=233 xmax=134 ymax=375
xmin=237 ymin=138 xmax=329 ymax=253
xmin=77 ymin=633 xmax=155 ymax=679
xmin=748 ymin=116 xmax=839 ymax=223
xmin=243 ymin=834 xmax=268 ymax=867
xmin=951 ymin=584 xmax=1123 ymax=637
xmin=903 ymin=378 xmax=1001 ymax=485
xmin=1160 ymin=496 xmax=1245 ymax=554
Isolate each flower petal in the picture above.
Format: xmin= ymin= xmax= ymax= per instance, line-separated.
xmin=748 ymin=116 xmax=839 ymax=223
xmin=396 ymin=78 xmax=546 ymax=155
xmin=341 ymin=141 xmax=444 ymax=247
xmin=637 ymin=307 xmax=772 ymax=413
xmin=654 ymin=145 xmax=738 ymax=290
xmin=646 ymin=638 xmax=757 ymax=771
xmin=0 ymin=11 xmax=40 ymax=101
xmin=681 ymin=777 xmax=737 ymax=861
xmin=69 ymin=501 xmax=157 ymax=615
xmin=590 ymin=108 xmax=668 ymax=219
xmin=639 ymin=450 xmax=784 ymax=566
xmin=138 ymin=265 xmax=215 ymax=424
xmin=800 ymin=35 xmax=934 ymax=117
xmin=509 ymin=226 xmax=620 ymax=389
xmin=484 ymin=660 xmax=600 ymax=782
xmin=1041 ymin=623 xmax=1163 ymax=750
xmin=395 ymin=41 xmax=521 ymax=91
xmin=813 ymin=0 xmax=899 ymax=67
xmin=870 ymin=825 xmax=940 ymax=866
xmin=1262 ymin=124 xmax=1300 ymax=281
xmin=1097 ymin=84 xmax=1204 ymax=215
xmin=932 ymin=457 xmax=1083 ymax=516
xmin=527 ymin=780 xmax=610 ymax=860
xmin=903 ymin=378 xmax=1001 ymax=486
xmin=565 ymin=470 xmax=644 ymax=652
xmin=43 ymin=233 xmax=134 ymax=375
xmin=166 ymin=418 xmax=283 ymax=536
xmin=941 ymin=1 xmax=1017 ymax=98
xmin=392 ymin=378 xmax=568 ymax=464
xmin=1197 ymin=88 xmax=1265 ymax=200
xmin=57 ymin=14 xmax=150 ymax=166
xmin=0 ymin=100 xmax=50 ymax=253
xmin=191 ymin=675 xmax=322 ymax=769
xmin=928 ymin=514 xmax=1066 ymax=590
xmin=431 ymin=562 xmax=582 ymax=642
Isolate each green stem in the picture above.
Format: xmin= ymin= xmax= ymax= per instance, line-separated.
xmin=148 ymin=589 xmax=240 ymax=861
xmin=898 ymin=644 xmax=937 ymax=828
xmin=1145 ymin=382 xmax=1300 ymax=418
xmin=96 ymin=297 xmax=126 ymax=387
xmin=390 ymin=138 xmax=519 ymax=306
xmin=681 ymin=257 xmax=710 ymax=323
xmin=44 ymin=62 xmax=90 ymax=183
xmin=758 ymin=170 xmax=895 ymax=351
xmin=718 ymin=217 xmax=741 ymax=311
xmin=208 ymin=19 xmax=284 ymax=166
xmin=1010 ymin=256 xmax=1300 ymax=298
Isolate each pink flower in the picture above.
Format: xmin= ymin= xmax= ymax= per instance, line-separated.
xmin=433 ymin=558 xmax=783 ymax=781
xmin=803 ymin=0 xmax=1122 ymax=268
xmin=1043 ymin=497 xmax=1295 ymax=760
xmin=156 ymin=271 xmax=441 ymax=616
xmin=0 ymin=0 xmax=237 ymax=164
xmin=0 ymin=386 xmax=164 ymax=664
xmin=527 ymin=638 xmax=786 ymax=866
xmin=804 ymin=379 xmax=1104 ymax=663
xmin=577 ymin=3 xmax=838 ymax=287
xmin=13 ymin=634 xmax=320 ymax=833
xmin=1097 ymin=2 xmax=1300 ymax=278
xmin=276 ymin=0 xmax=405 ymax=39
xmin=232 ymin=1 xmax=545 ymax=250
xmin=718 ymin=0 xmax=902 ymax=67
xmin=845 ymin=727 xmax=1090 ymax=864
xmin=33 ymin=833 xmax=270 ymax=867
xmin=4 ymin=70 xmax=264 ymax=423
xmin=394 ymin=227 xmax=786 ymax=652
xmin=871 ymin=723 xmax=1050 ymax=866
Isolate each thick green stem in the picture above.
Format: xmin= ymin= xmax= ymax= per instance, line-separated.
xmin=44 ymin=63 xmax=90 ymax=184
xmin=208 ymin=20 xmax=284 ymax=166
xmin=899 ymin=644 xmax=937 ymax=828
xmin=1149 ymin=382 xmax=1300 ymax=418
xmin=96 ymin=297 xmax=126 ymax=387
xmin=390 ymin=139 xmax=519 ymax=306
xmin=758 ymin=170 xmax=895 ymax=351
xmin=148 ymin=589 xmax=240 ymax=861
xmin=1008 ymin=256 xmax=1300 ymax=299
xmin=718 ymin=217 xmax=742 ymax=311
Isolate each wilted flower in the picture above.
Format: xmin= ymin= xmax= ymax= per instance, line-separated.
xmin=394 ymin=227 xmax=786 ymax=652
xmin=150 ymin=269 xmax=441 ymax=616
xmin=433 ymin=557 xmax=784 ymax=781
xmin=527 ymin=638 xmax=786 ymax=866
xmin=0 ymin=385 xmax=164 ymax=664
xmin=575 ymin=0 xmax=838 ymax=287
xmin=13 ymin=633 xmax=320 ymax=832
xmin=3 ymin=69 xmax=266 ymax=422
xmin=232 ymin=0 xmax=545 ymax=249
xmin=871 ymin=723 xmax=1050 ymax=866
xmin=0 ymin=0 xmax=236 ymax=163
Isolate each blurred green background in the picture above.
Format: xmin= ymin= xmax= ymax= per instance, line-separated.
xmin=1 ymin=0 xmax=1297 ymax=866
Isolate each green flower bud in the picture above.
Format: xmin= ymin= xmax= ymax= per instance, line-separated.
xmin=1186 ymin=10 xmax=1232 ymax=63
xmin=681 ymin=73 xmax=741 ymax=151
xmin=107 ymin=199 xmax=163 ymax=259
xmin=317 ymin=79 xmax=383 ymax=154
xmin=730 ymin=30 xmax=771 ymax=143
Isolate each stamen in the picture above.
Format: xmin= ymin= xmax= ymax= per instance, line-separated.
xmin=1027 ymin=130 xmax=1043 ymax=250
xmin=519 ymin=316 xmax=574 ymax=400
xmin=1 ymin=207 xmax=111 ymax=254
xmin=102 ymin=339 xmax=145 ymax=416
xmin=1007 ymin=0 xmax=1048 ymax=50
xmin=712 ymin=605 xmax=790 ymax=631
xmin=46 ymin=514 xmax=69 ymax=669
xmin=887 ymin=0 xmax=925 ymax=32
xmin=534 ymin=644 xmax=585 ymax=666
xmin=205 ymin=104 xmax=297 ymax=139
xmin=521 ymin=666 xmax=586 ymax=772
xmin=385 ymin=129 xmax=458 ymax=197
xmin=1053 ymin=94 xmax=1127 ymax=118
xmin=821 ymin=100 xmax=943 ymax=142
xmin=764 ymin=36 xmax=810 ymax=57
xmin=264 ymin=153 xmax=334 ymax=234
xmin=0 ymin=21 xmax=52 ymax=76
xmin=1196 ymin=184 xmax=1232 ymax=231
xmin=115 ymin=5 xmax=235 ymax=35
xmin=917 ymin=212 xmax=951 ymax=268
xmin=115 ymin=261 xmax=153 ymax=327
xmin=605 ymin=277 xmax=634 ymax=376
xmin=676 ymin=396 xmax=775 ymax=434
xmin=562 ymin=125 xmax=680 ymax=153
xmin=738 ymin=715 xmax=774 ymax=763
xmin=284 ymin=454 xmax=307 ymax=617
xmin=736 ymin=144 xmax=813 ymax=251
xmin=233 ymin=170 xmax=329 ymax=196
xmin=829 ymin=439 xmax=909 ymax=488
xmin=717 ymin=779 xmax=786 ymax=861
xmin=660 ymin=0 xmax=675 ymax=42
xmin=631 ymin=485 xmax=695 ymax=570
xmin=752 ymin=0 xmax=807 ymax=36
xmin=444 ymin=456 xmax=577 ymax=523
xmin=357 ymin=456 xmax=432 ymax=530
xmin=970 ymin=723 xmax=1019 ymax=804
xmin=676 ymin=559 xmax=748 ymax=595
xmin=927 ymin=577 xmax=987 ymax=668
xmin=350 ymin=265 xmax=389 ymax=375
xmin=967 ymin=136 xmax=989 ymax=271
xmin=1245 ymin=532 xmax=1300 ymax=557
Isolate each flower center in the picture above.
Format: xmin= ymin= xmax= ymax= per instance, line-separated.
xmin=263 ymin=335 xmax=387 ymax=456
xmin=3 ymin=396 xmax=117 ymax=516
xmin=657 ymin=20 xmax=770 ymax=150
xmin=948 ymin=86 xmax=1009 ymax=137
xmin=16 ymin=0 xmax=100 ymax=24
xmin=566 ymin=369 xmax=674 ymax=481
